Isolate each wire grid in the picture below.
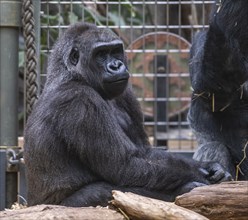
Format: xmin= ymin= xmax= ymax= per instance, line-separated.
xmin=39 ymin=0 xmax=214 ymax=150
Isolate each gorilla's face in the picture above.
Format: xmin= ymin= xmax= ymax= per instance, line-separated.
xmin=88 ymin=39 xmax=129 ymax=99
xmin=57 ymin=23 xmax=129 ymax=99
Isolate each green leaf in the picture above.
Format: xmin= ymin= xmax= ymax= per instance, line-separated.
xmin=69 ymin=12 xmax=79 ymax=24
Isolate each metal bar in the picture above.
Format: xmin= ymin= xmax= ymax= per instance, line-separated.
xmin=0 ymin=0 xmax=20 ymax=152
xmin=154 ymin=55 xmax=169 ymax=147
xmin=170 ymin=151 xmax=194 ymax=159
xmin=0 ymin=150 xmax=6 ymax=210
xmin=40 ymin=24 xmax=209 ymax=29
xmin=0 ymin=0 xmax=21 ymax=210
xmin=40 ymin=1 xmax=215 ymax=5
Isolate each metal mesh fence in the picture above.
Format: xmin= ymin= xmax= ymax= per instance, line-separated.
xmin=37 ymin=0 xmax=214 ymax=150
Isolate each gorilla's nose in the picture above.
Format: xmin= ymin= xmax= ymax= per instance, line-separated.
xmin=107 ymin=60 xmax=125 ymax=74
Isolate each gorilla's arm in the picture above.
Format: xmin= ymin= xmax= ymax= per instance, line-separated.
xmin=53 ymin=83 xmax=229 ymax=194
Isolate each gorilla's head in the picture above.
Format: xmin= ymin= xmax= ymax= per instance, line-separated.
xmin=47 ymin=22 xmax=129 ymax=99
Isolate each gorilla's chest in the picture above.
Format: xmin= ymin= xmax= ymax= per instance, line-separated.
xmin=114 ymin=107 xmax=132 ymax=132
xmin=107 ymin=100 xmax=133 ymax=133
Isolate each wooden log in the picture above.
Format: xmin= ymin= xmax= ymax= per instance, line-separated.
xmin=111 ymin=190 xmax=209 ymax=220
xmin=0 ymin=204 xmax=125 ymax=220
xmin=1 ymin=182 xmax=246 ymax=220
xmin=175 ymin=181 xmax=248 ymax=220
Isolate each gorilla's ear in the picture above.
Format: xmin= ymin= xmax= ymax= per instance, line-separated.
xmin=69 ymin=47 xmax=79 ymax=66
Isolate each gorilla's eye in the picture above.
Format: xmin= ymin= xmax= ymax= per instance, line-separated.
xmin=69 ymin=47 xmax=79 ymax=66
xmin=94 ymin=50 xmax=108 ymax=64
xmin=112 ymin=47 xmax=123 ymax=56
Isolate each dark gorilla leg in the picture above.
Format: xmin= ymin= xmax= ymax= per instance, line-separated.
xmin=60 ymin=181 xmax=178 ymax=207
xmin=60 ymin=182 xmax=176 ymax=207
xmin=60 ymin=182 xmax=180 ymax=207
xmin=60 ymin=182 xmax=114 ymax=207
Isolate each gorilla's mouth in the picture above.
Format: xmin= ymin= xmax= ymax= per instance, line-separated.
xmin=104 ymin=72 xmax=130 ymax=85
xmin=108 ymin=78 xmax=128 ymax=84
xmin=103 ymin=75 xmax=129 ymax=99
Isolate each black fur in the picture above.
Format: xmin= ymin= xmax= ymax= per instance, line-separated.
xmin=188 ymin=0 xmax=248 ymax=180
xmin=24 ymin=22 xmax=231 ymax=207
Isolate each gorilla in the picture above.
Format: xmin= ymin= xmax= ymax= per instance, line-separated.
xmin=24 ymin=22 xmax=231 ymax=207
xmin=188 ymin=0 xmax=248 ymax=180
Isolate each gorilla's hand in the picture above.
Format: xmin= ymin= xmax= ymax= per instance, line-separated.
xmin=201 ymin=162 xmax=233 ymax=183
xmin=176 ymin=162 xmax=232 ymax=196
xmin=176 ymin=181 xmax=207 ymax=196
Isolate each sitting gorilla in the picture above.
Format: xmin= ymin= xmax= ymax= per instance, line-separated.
xmin=24 ymin=22 xmax=231 ymax=207
xmin=188 ymin=0 xmax=248 ymax=180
